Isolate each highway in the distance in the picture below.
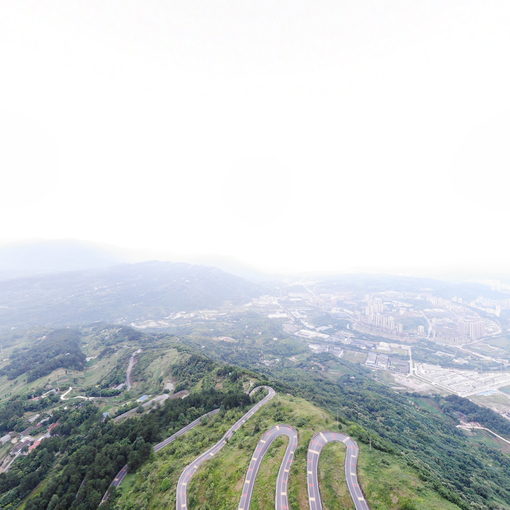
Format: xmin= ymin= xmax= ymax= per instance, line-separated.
xmin=307 ymin=431 xmax=369 ymax=510
xmin=237 ymin=425 xmax=297 ymax=510
xmin=176 ymin=386 xmax=276 ymax=510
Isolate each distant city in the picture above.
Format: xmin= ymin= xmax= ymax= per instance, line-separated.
xmin=132 ymin=278 xmax=510 ymax=423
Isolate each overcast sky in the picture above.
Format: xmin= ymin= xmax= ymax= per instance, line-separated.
xmin=1 ymin=1 xmax=509 ymax=275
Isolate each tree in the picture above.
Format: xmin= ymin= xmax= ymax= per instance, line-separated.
xmin=47 ymin=494 xmax=60 ymax=510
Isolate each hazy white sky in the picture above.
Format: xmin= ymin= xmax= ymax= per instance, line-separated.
xmin=1 ymin=1 xmax=510 ymax=274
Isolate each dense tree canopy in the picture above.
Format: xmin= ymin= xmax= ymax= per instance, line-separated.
xmin=0 ymin=329 xmax=86 ymax=382
xmin=1 ymin=388 xmax=252 ymax=510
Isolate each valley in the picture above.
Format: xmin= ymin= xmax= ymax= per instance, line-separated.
xmin=1 ymin=271 xmax=510 ymax=509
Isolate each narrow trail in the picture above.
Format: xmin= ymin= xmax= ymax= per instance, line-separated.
xmin=60 ymin=386 xmax=72 ymax=400
xmin=458 ymin=423 xmax=510 ymax=446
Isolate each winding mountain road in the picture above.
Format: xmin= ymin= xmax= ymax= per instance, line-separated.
xmin=238 ymin=425 xmax=298 ymax=510
xmin=176 ymin=386 xmax=276 ymax=510
xmin=176 ymin=386 xmax=370 ymax=510
xmin=307 ymin=432 xmax=369 ymax=510
xmin=154 ymin=409 xmax=220 ymax=453
xmin=101 ymin=385 xmax=369 ymax=509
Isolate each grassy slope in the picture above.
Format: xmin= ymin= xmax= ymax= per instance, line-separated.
xmin=318 ymin=442 xmax=353 ymax=510
xmin=113 ymin=394 xmax=459 ymax=510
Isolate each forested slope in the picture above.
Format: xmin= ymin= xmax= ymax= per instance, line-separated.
xmin=261 ymin=353 xmax=510 ymax=510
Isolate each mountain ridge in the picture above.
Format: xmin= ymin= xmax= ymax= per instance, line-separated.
xmin=0 ymin=261 xmax=263 ymax=329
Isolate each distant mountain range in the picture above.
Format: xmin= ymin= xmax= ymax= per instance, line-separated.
xmin=0 ymin=240 xmax=125 ymax=279
xmin=0 ymin=261 xmax=263 ymax=329
xmin=2 ymin=239 xmax=506 ymax=333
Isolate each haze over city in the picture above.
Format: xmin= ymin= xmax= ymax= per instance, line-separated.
xmin=2 ymin=1 xmax=510 ymax=275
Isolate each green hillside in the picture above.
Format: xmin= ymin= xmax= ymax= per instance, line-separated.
xmin=185 ymin=336 xmax=510 ymax=510
xmin=1 ymin=326 xmax=509 ymax=510
xmin=111 ymin=393 xmax=459 ymax=510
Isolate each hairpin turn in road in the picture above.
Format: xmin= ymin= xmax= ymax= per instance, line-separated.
xmin=175 ymin=386 xmax=370 ymax=510
xmin=237 ymin=424 xmax=298 ymax=510
xmin=176 ymin=386 xmax=276 ymax=510
xmin=307 ymin=431 xmax=369 ymax=510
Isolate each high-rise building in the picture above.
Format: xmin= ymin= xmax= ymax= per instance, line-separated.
xmin=469 ymin=321 xmax=484 ymax=340
xmin=459 ymin=320 xmax=485 ymax=341
xmin=366 ymin=296 xmax=384 ymax=315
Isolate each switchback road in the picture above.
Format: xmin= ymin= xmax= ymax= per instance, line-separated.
xmin=154 ymin=409 xmax=219 ymax=452
xmin=307 ymin=432 xmax=369 ymax=510
xmin=102 ymin=385 xmax=369 ymax=509
xmin=176 ymin=386 xmax=276 ymax=510
xmin=237 ymin=425 xmax=297 ymax=510
xmin=176 ymin=386 xmax=369 ymax=510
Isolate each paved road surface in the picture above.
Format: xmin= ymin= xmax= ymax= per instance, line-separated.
xmin=307 ymin=432 xmax=369 ymax=510
xmin=176 ymin=386 xmax=276 ymax=510
xmin=103 ymin=385 xmax=370 ymax=510
xmin=154 ymin=409 xmax=219 ymax=452
xmin=237 ymin=424 xmax=297 ymax=510
xmin=99 ymin=409 xmax=219 ymax=505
